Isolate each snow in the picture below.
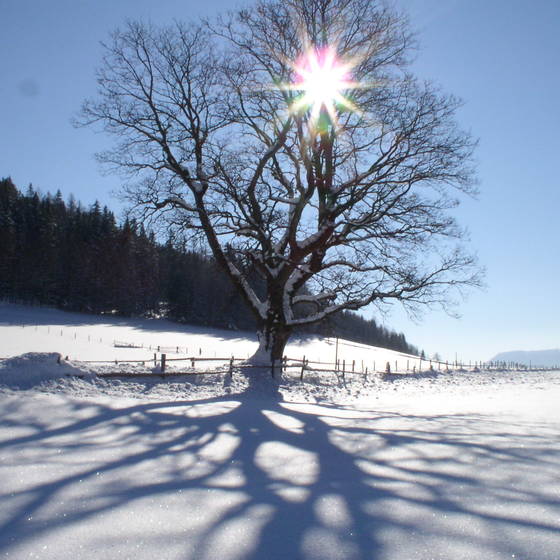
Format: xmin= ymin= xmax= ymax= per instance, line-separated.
xmin=0 ymin=352 xmax=95 ymax=390
xmin=221 ymin=263 xmax=267 ymax=319
xmin=1 ymin=303 xmax=560 ymax=559
xmin=0 ymin=302 xmax=414 ymax=369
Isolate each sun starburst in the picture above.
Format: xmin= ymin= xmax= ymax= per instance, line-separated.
xmin=285 ymin=46 xmax=361 ymax=131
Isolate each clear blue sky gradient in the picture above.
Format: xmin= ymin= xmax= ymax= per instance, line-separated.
xmin=1 ymin=0 xmax=559 ymax=361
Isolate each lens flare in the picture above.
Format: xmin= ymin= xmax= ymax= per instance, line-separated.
xmin=287 ymin=47 xmax=360 ymax=130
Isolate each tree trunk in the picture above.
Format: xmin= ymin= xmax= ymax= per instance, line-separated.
xmin=251 ymin=323 xmax=291 ymax=367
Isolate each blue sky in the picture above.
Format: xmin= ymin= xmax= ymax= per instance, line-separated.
xmin=1 ymin=0 xmax=558 ymax=361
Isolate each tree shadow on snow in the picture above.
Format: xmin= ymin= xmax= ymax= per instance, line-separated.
xmin=0 ymin=391 xmax=559 ymax=559
xmin=0 ymin=303 xmax=325 ymax=350
xmin=0 ymin=302 xmax=257 ymax=343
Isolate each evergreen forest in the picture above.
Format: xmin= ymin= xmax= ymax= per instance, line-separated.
xmin=0 ymin=177 xmax=418 ymax=355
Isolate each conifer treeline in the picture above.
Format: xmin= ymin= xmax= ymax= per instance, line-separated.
xmin=0 ymin=177 xmax=418 ymax=355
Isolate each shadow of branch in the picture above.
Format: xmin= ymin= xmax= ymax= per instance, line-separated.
xmin=0 ymin=394 xmax=559 ymax=559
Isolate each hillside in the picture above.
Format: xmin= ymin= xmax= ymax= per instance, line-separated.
xmin=0 ymin=302 xmax=419 ymax=395
xmin=0 ymin=177 xmax=417 ymax=355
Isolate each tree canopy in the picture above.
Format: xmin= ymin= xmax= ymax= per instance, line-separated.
xmin=79 ymin=0 xmax=481 ymax=364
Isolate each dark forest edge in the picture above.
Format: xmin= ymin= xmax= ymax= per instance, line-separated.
xmin=0 ymin=177 xmax=418 ymax=355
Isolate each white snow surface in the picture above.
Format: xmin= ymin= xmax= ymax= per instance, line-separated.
xmin=1 ymin=303 xmax=560 ymax=559
xmin=0 ymin=302 xmax=413 ymax=367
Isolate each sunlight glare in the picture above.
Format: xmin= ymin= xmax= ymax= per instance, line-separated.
xmin=289 ymin=47 xmax=359 ymax=129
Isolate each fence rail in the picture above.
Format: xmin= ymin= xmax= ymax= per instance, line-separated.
xmin=7 ymin=322 xmax=560 ymax=376
xmin=65 ymin=351 xmax=560 ymax=382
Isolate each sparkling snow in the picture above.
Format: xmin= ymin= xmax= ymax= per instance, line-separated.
xmin=1 ymin=303 xmax=559 ymax=559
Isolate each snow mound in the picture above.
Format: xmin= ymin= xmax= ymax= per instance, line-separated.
xmin=0 ymin=352 xmax=94 ymax=390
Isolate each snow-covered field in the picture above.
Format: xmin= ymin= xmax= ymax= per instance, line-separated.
xmin=1 ymin=303 xmax=559 ymax=559
xmin=0 ymin=302 xmax=416 ymax=368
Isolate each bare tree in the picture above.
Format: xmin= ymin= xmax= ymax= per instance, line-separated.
xmin=79 ymin=0 xmax=481 ymax=367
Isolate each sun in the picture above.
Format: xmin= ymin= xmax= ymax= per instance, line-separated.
xmin=288 ymin=47 xmax=360 ymax=129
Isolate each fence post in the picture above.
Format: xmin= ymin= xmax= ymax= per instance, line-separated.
xmin=386 ymin=361 xmax=391 ymax=374
xmin=153 ymin=353 xmax=157 ymax=367
xmin=283 ymin=355 xmax=287 ymax=373
xmin=161 ymin=354 xmax=166 ymax=373
xmin=342 ymin=360 xmax=346 ymax=380
xmin=229 ymin=357 xmax=234 ymax=377
xmin=352 ymin=360 xmax=355 ymax=372
xmin=300 ymin=355 xmax=306 ymax=381
xmin=334 ymin=337 xmax=339 ymax=372
xmin=191 ymin=358 xmax=195 ymax=368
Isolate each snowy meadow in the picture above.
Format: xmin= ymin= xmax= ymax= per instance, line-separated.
xmin=1 ymin=303 xmax=559 ymax=559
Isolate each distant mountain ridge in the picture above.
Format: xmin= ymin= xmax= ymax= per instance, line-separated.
xmin=491 ymin=349 xmax=560 ymax=367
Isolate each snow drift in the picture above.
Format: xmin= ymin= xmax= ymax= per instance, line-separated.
xmin=0 ymin=352 xmax=94 ymax=390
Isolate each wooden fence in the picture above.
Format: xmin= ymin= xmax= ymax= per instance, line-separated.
xmin=69 ymin=352 xmax=560 ymax=381
xmin=9 ymin=324 xmax=560 ymax=376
